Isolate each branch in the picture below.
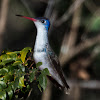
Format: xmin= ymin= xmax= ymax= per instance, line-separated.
xmin=55 ymin=0 xmax=85 ymax=27
xmin=41 ymin=80 xmax=52 ymax=100
xmin=0 ymin=0 xmax=9 ymax=34
xmin=61 ymin=79 xmax=100 ymax=100
xmin=0 ymin=0 xmax=9 ymax=52
xmin=59 ymin=0 xmax=82 ymax=58
xmin=59 ymin=34 xmax=100 ymax=66
xmin=76 ymin=45 xmax=100 ymax=69
xmin=68 ymin=80 xmax=100 ymax=89
xmin=67 ymin=6 xmax=81 ymax=49
xmin=85 ymin=0 xmax=99 ymax=14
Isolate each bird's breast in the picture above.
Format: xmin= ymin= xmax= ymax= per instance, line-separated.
xmin=33 ymin=52 xmax=49 ymax=69
xmin=33 ymin=52 xmax=63 ymax=86
xmin=33 ymin=52 xmax=56 ymax=74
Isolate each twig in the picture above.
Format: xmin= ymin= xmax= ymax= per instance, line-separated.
xmin=29 ymin=61 xmax=34 ymax=69
xmin=44 ymin=0 xmax=55 ymax=18
xmin=55 ymin=0 xmax=85 ymax=27
xmin=27 ymin=88 xmax=33 ymax=98
xmin=23 ymin=57 xmax=31 ymax=66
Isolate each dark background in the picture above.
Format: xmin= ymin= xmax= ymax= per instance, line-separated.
xmin=0 ymin=0 xmax=100 ymax=100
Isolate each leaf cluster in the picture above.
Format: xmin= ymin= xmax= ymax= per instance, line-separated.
xmin=0 ymin=47 xmax=50 ymax=100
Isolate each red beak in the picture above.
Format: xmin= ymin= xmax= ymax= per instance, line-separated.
xmin=16 ymin=15 xmax=37 ymax=21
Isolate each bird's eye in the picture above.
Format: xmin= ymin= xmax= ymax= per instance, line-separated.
xmin=41 ymin=20 xmax=46 ymax=24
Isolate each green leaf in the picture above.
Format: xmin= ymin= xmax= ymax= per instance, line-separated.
xmin=41 ymin=68 xmax=50 ymax=76
xmin=13 ymin=61 xmax=25 ymax=72
xmin=38 ymin=74 xmax=47 ymax=91
xmin=0 ymin=77 xmax=3 ymax=81
xmin=0 ymin=90 xmax=6 ymax=100
xmin=0 ymin=62 xmax=5 ymax=66
xmin=14 ymin=69 xmax=23 ymax=78
xmin=0 ymin=54 xmax=9 ymax=61
xmin=4 ymin=74 xmax=13 ymax=82
xmin=0 ymin=58 xmax=14 ymax=66
xmin=19 ymin=76 xmax=25 ymax=88
xmin=0 ymin=81 xmax=7 ymax=89
xmin=9 ymin=54 xmax=18 ymax=61
xmin=29 ymin=69 xmax=36 ymax=82
xmin=13 ymin=77 xmax=19 ymax=91
xmin=21 ymin=47 xmax=32 ymax=63
xmin=26 ymin=85 xmax=30 ymax=91
xmin=18 ymin=64 xmax=25 ymax=72
xmin=0 ymin=53 xmax=18 ymax=61
xmin=0 ymin=68 xmax=8 ymax=75
xmin=8 ymin=65 xmax=15 ymax=74
xmin=38 ymin=84 xmax=42 ymax=92
xmin=36 ymin=62 xmax=42 ymax=68
xmin=1 ymin=50 xmax=7 ymax=54
xmin=37 ymin=68 xmax=50 ymax=91
xmin=6 ymin=51 xmax=20 ymax=55
xmin=13 ymin=61 xmax=22 ymax=66
xmin=6 ymin=87 xmax=13 ymax=100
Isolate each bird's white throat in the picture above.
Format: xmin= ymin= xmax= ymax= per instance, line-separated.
xmin=34 ymin=21 xmax=49 ymax=51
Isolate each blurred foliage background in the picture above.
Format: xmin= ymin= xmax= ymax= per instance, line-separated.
xmin=0 ymin=0 xmax=100 ymax=100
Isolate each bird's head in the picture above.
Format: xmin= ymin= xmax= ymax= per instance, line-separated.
xmin=16 ymin=15 xmax=50 ymax=31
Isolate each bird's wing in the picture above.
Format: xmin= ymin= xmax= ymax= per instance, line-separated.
xmin=46 ymin=47 xmax=70 ymax=90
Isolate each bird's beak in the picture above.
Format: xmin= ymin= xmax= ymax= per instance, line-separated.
xmin=16 ymin=15 xmax=37 ymax=21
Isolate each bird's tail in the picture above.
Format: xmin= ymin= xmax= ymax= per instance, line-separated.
xmin=64 ymin=87 xmax=70 ymax=95
xmin=47 ymin=76 xmax=70 ymax=94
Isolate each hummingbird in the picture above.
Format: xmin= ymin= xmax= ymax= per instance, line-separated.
xmin=16 ymin=15 xmax=70 ymax=94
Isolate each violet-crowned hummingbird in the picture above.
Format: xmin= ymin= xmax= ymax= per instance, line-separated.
xmin=16 ymin=15 xmax=70 ymax=94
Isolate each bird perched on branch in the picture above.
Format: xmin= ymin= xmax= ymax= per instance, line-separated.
xmin=16 ymin=15 xmax=70 ymax=94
